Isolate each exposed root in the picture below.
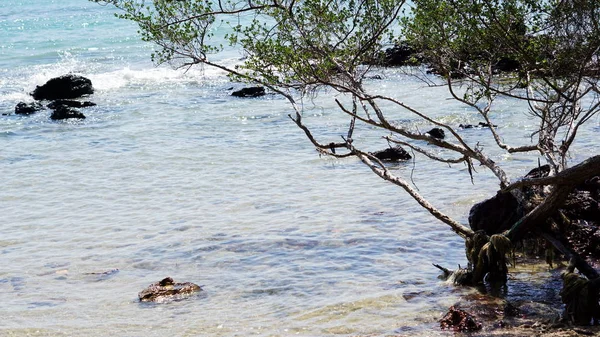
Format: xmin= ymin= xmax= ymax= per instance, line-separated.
xmin=466 ymin=231 xmax=511 ymax=284
xmin=560 ymin=260 xmax=600 ymax=325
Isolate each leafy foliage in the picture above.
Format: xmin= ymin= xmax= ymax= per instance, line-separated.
xmin=402 ymin=0 xmax=600 ymax=171
xmin=93 ymin=0 xmax=405 ymax=93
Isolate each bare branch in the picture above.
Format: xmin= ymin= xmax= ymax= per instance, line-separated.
xmin=349 ymin=145 xmax=474 ymax=239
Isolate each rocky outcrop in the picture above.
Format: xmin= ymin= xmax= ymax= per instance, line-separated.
xmin=15 ymin=102 xmax=44 ymax=115
xmin=366 ymin=41 xmax=421 ymax=67
xmin=138 ymin=277 xmax=203 ymax=302
xmin=231 ymin=86 xmax=265 ymax=98
xmin=371 ymin=146 xmax=411 ymax=161
xmin=382 ymin=42 xmax=418 ymax=67
xmin=31 ymin=74 xmax=93 ymax=100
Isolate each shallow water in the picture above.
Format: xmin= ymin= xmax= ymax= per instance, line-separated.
xmin=1 ymin=1 xmax=599 ymax=336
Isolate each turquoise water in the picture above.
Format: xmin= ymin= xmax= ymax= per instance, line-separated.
xmin=1 ymin=1 xmax=598 ymax=336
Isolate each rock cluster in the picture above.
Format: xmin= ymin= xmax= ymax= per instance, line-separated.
xmin=8 ymin=74 xmax=95 ymax=120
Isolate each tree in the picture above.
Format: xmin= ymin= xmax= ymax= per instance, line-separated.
xmin=92 ymin=0 xmax=600 ymax=323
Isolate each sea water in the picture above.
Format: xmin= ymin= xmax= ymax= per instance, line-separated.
xmin=1 ymin=1 xmax=598 ymax=336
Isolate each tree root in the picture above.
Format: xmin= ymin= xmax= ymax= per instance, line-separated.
xmin=560 ymin=259 xmax=600 ymax=325
xmin=466 ymin=231 xmax=511 ymax=284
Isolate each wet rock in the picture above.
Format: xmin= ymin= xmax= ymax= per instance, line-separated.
xmin=50 ymin=106 xmax=86 ymax=120
xmin=371 ymin=146 xmax=411 ymax=161
xmin=31 ymin=74 xmax=94 ymax=100
xmin=381 ymin=41 xmax=418 ymax=67
xmin=425 ymin=127 xmax=445 ymax=139
xmin=47 ymin=100 xmax=96 ymax=109
xmin=15 ymin=101 xmax=44 ymax=115
xmin=459 ymin=122 xmax=498 ymax=129
xmin=469 ymin=192 xmax=523 ymax=235
xmin=560 ymin=269 xmax=600 ymax=325
xmin=138 ymin=277 xmax=202 ymax=302
xmin=440 ymin=306 xmax=482 ymax=332
xmin=83 ymin=269 xmax=119 ymax=282
xmin=231 ymin=86 xmax=265 ymax=98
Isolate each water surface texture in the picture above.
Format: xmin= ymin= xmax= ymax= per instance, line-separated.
xmin=1 ymin=1 xmax=598 ymax=336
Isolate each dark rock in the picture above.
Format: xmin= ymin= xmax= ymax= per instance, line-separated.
xmin=503 ymin=302 xmax=522 ymax=317
xmin=366 ymin=74 xmax=383 ymax=80
xmin=470 ymin=166 xmax=551 ymax=236
xmin=426 ymin=127 xmax=445 ymax=139
xmin=138 ymin=277 xmax=202 ymax=302
xmin=47 ymin=100 xmax=96 ymax=109
xmin=459 ymin=122 xmax=497 ymax=129
xmin=493 ymin=57 xmax=521 ymax=73
xmin=469 ymin=192 xmax=523 ymax=235
xmin=382 ymin=42 xmax=417 ymax=67
xmin=231 ymin=86 xmax=265 ymax=98
xmin=440 ymin=306 xmax=482 ymax=332
xmin=371 ymin=146 xmax=411 ymax=161
xmin=15 ymin=101 xmax=44 ymax=115
xmin=50 ymin=106 xmax=86 ymax=120
xmin=31 ymin=74 xmax=93 ymax=100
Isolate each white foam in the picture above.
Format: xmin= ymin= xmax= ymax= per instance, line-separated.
xmin=0 ymin=51 xmax=246 ymax=106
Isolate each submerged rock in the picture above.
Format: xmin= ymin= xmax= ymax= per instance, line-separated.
xmin=371 ymin=146 xmax=411 ymax=161
xmin=15 ymin=101 xmax=44 ymax=115
xmin=440 ymin=306 xmax=482 ymax=332
xmin=138 ymin=277 xmax=202 ymax=302
xmin=47 ymin=99 xmax=96 ymax=109
xmin=50 ymin=106 xmax=86 ymax=120
xmin=31 ymin=74 xmax=94 ymax=100
xmin=231 ymin=86 xmax=265 ymax=98
xmin=459 ymin=122 xmax=498 ymax=129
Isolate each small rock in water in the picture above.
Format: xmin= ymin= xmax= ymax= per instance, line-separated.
xmin=425 ymin=127 xmax=445 ymax=139
xmin=371 ymin=146 xmax=411 ymax=161
xmin=231 ymin=86 xmax=265 ymax=98
xmin=459 ymin=122 xmax=498 ymax=129
xmin=138 ymin=277 xmax=203 ymax=302
xmin=15 ymin=101 xmax=44 ymax=115
xmin=50 ymin=106 xmax=86 ymax=120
